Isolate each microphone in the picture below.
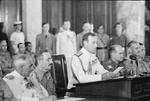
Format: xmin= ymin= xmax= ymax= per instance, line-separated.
xmin=129 ymin=55 xmax=137 ymax=60
xmin=129 ymin=55 xmax=138 ymax=76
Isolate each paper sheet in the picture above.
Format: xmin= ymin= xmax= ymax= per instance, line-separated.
xmin=113 ymin=67 xmax=124 ymax=73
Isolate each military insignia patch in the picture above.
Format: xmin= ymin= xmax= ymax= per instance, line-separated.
xmin=108 ymin=65 xmax=113 ymax=69
xmin=75 ymin=51 xmax=83 ymax=57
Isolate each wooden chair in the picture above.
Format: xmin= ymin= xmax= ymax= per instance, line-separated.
xmin=51 ymin=54 xmax=68 ymax=97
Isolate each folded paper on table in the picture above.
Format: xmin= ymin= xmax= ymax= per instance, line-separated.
xmin=113 ymin=67 xmax=124 ymax=73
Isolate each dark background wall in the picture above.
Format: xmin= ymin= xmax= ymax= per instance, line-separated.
xmin=42 ymin=0 xmax=117 ymax=36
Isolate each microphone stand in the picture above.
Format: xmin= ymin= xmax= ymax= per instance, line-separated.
xmin=134 ymin=59 xmax=139 ymax=77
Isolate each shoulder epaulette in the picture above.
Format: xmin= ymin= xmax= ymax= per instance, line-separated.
xmin=75 ymin=51 xmax=83 ymax=57
xmin=5 ymin=75 xmax=15 ymax=80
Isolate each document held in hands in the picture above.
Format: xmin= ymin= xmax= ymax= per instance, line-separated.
xmin=113 ymin=67 xmax=124 ymax=73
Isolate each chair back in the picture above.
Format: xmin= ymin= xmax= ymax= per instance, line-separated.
xmin=51 ymin=54 xmax=68 ymax=96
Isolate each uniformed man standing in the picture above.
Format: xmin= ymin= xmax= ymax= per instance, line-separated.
xmin=70 ymin=33 xmax=118 ymax=87
xmin=36 ymin=23 xmax=56 ymax=55
xmin=56 ymin=21 xmax=76 ymax=89
xmin=96 ymin=25 xmax=110 ymax=62
xmin=10 ymin=21 xmax=25 ymax=54
xmin=76 ymin=23 xmax=91 ymax=51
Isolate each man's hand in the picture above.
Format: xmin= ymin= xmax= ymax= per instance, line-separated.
xmin=39 ymin=95 xmax=57 ymax=101
xmin=102 ymin=72 xmax=119 ymax=80
xmin=29 ymin=72 xmax=40 ymax=87
xmin=11 ymin=98 xmax=21 ymax=101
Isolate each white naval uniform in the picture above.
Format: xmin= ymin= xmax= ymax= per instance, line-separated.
xmin=3 ymin=70 xmax=49 ymax=101
xmin=70 ymin=48 xmax=108 ymax=86
xmin=10 ymin=31 xmax=25 ymax=53
xmin=56 ymin=30 xmax=77 ymax=89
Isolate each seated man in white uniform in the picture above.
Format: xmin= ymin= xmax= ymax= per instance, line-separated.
xmin=71 ymin=32 xmax=119 ymax=85
xmin=3 ymin=54 xmax=55 ymax=101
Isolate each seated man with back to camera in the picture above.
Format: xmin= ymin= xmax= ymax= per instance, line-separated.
xmin=34 ymin=51 xmax=57 ymax=100
xmin=3 ymin=54 xmax=56 ymax=101
xmin=70 ymin=32 xmax=119 ymax=87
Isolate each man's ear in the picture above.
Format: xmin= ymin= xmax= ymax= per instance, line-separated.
xmin=83 ymin=41 xmax=87 ymax=46
xmin=127 ymin=48 xmax=132 ymax=55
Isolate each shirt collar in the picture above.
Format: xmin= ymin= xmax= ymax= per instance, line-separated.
xmin=13 ymin=70 xmax=24 ymax=80
xmin=81 ymin=48 xmax=97 ymax=61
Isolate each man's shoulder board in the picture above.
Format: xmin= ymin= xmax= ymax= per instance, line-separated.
xmin=75 ymin=51 xmax=83 ymax=57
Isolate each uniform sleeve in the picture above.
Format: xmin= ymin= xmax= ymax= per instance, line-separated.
xmin=96 ymin=60 xmax=108 ymax=75
xmin=71 ymin=56 xmax=102 ymax=83
xmin=21 ymin=97 xmax=39 ymax=101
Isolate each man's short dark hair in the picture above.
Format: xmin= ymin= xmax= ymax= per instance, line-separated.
xmin=114 ymin=22 xmax=122 ymax=28
xmin=0 ymin=39 xmax=6 ymax=44
xmin=42 ymin=22 xmax=49 ymax=27
xmin=17 ymin=43 xmax=24 ymax=48
xmin=82 ymin=32 xmax=96 ymax=43
xmin=127 ymin=40 xmax=138 ymax=48
xmin=25 ymin=41 xmax=31 ymax=47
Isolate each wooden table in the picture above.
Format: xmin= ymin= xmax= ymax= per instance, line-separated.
xmin=74 ymin=76 xmax=150 ymax=101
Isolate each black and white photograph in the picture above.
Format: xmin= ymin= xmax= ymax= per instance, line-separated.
xmin=0 ymin=0 xmax=150 ymax=101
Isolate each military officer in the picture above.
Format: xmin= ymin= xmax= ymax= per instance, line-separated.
xmin=96 ymin=25 xmax=110 ymax=62
xmin=76 ymin=22 xmax=91 ymax=51
xmin=3 ymin=54 xmax=55 ymax=101
xmin=10 ymin=21 xmax=25 ymax=54
xmin=70 ymin=32 xmax=118 ymax=87
xmin=34 ymin=52 xmax=57 ymax=100
xmin=0 ymin=40 xmax=13 ymax=76
xmin=102 ymin=45 xmax=124 ymax=72
xmin=125 ymin=41 xmax=150 ymax=76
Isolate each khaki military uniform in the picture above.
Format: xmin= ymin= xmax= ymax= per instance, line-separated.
xmin=0 ymin=51 xmax=13 ymax=76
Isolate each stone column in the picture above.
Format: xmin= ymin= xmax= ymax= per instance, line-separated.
xmin=116 ymin=1 xmax=145 ymax=43
xmin=22 ymin=0 xmax=42 ymax=52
